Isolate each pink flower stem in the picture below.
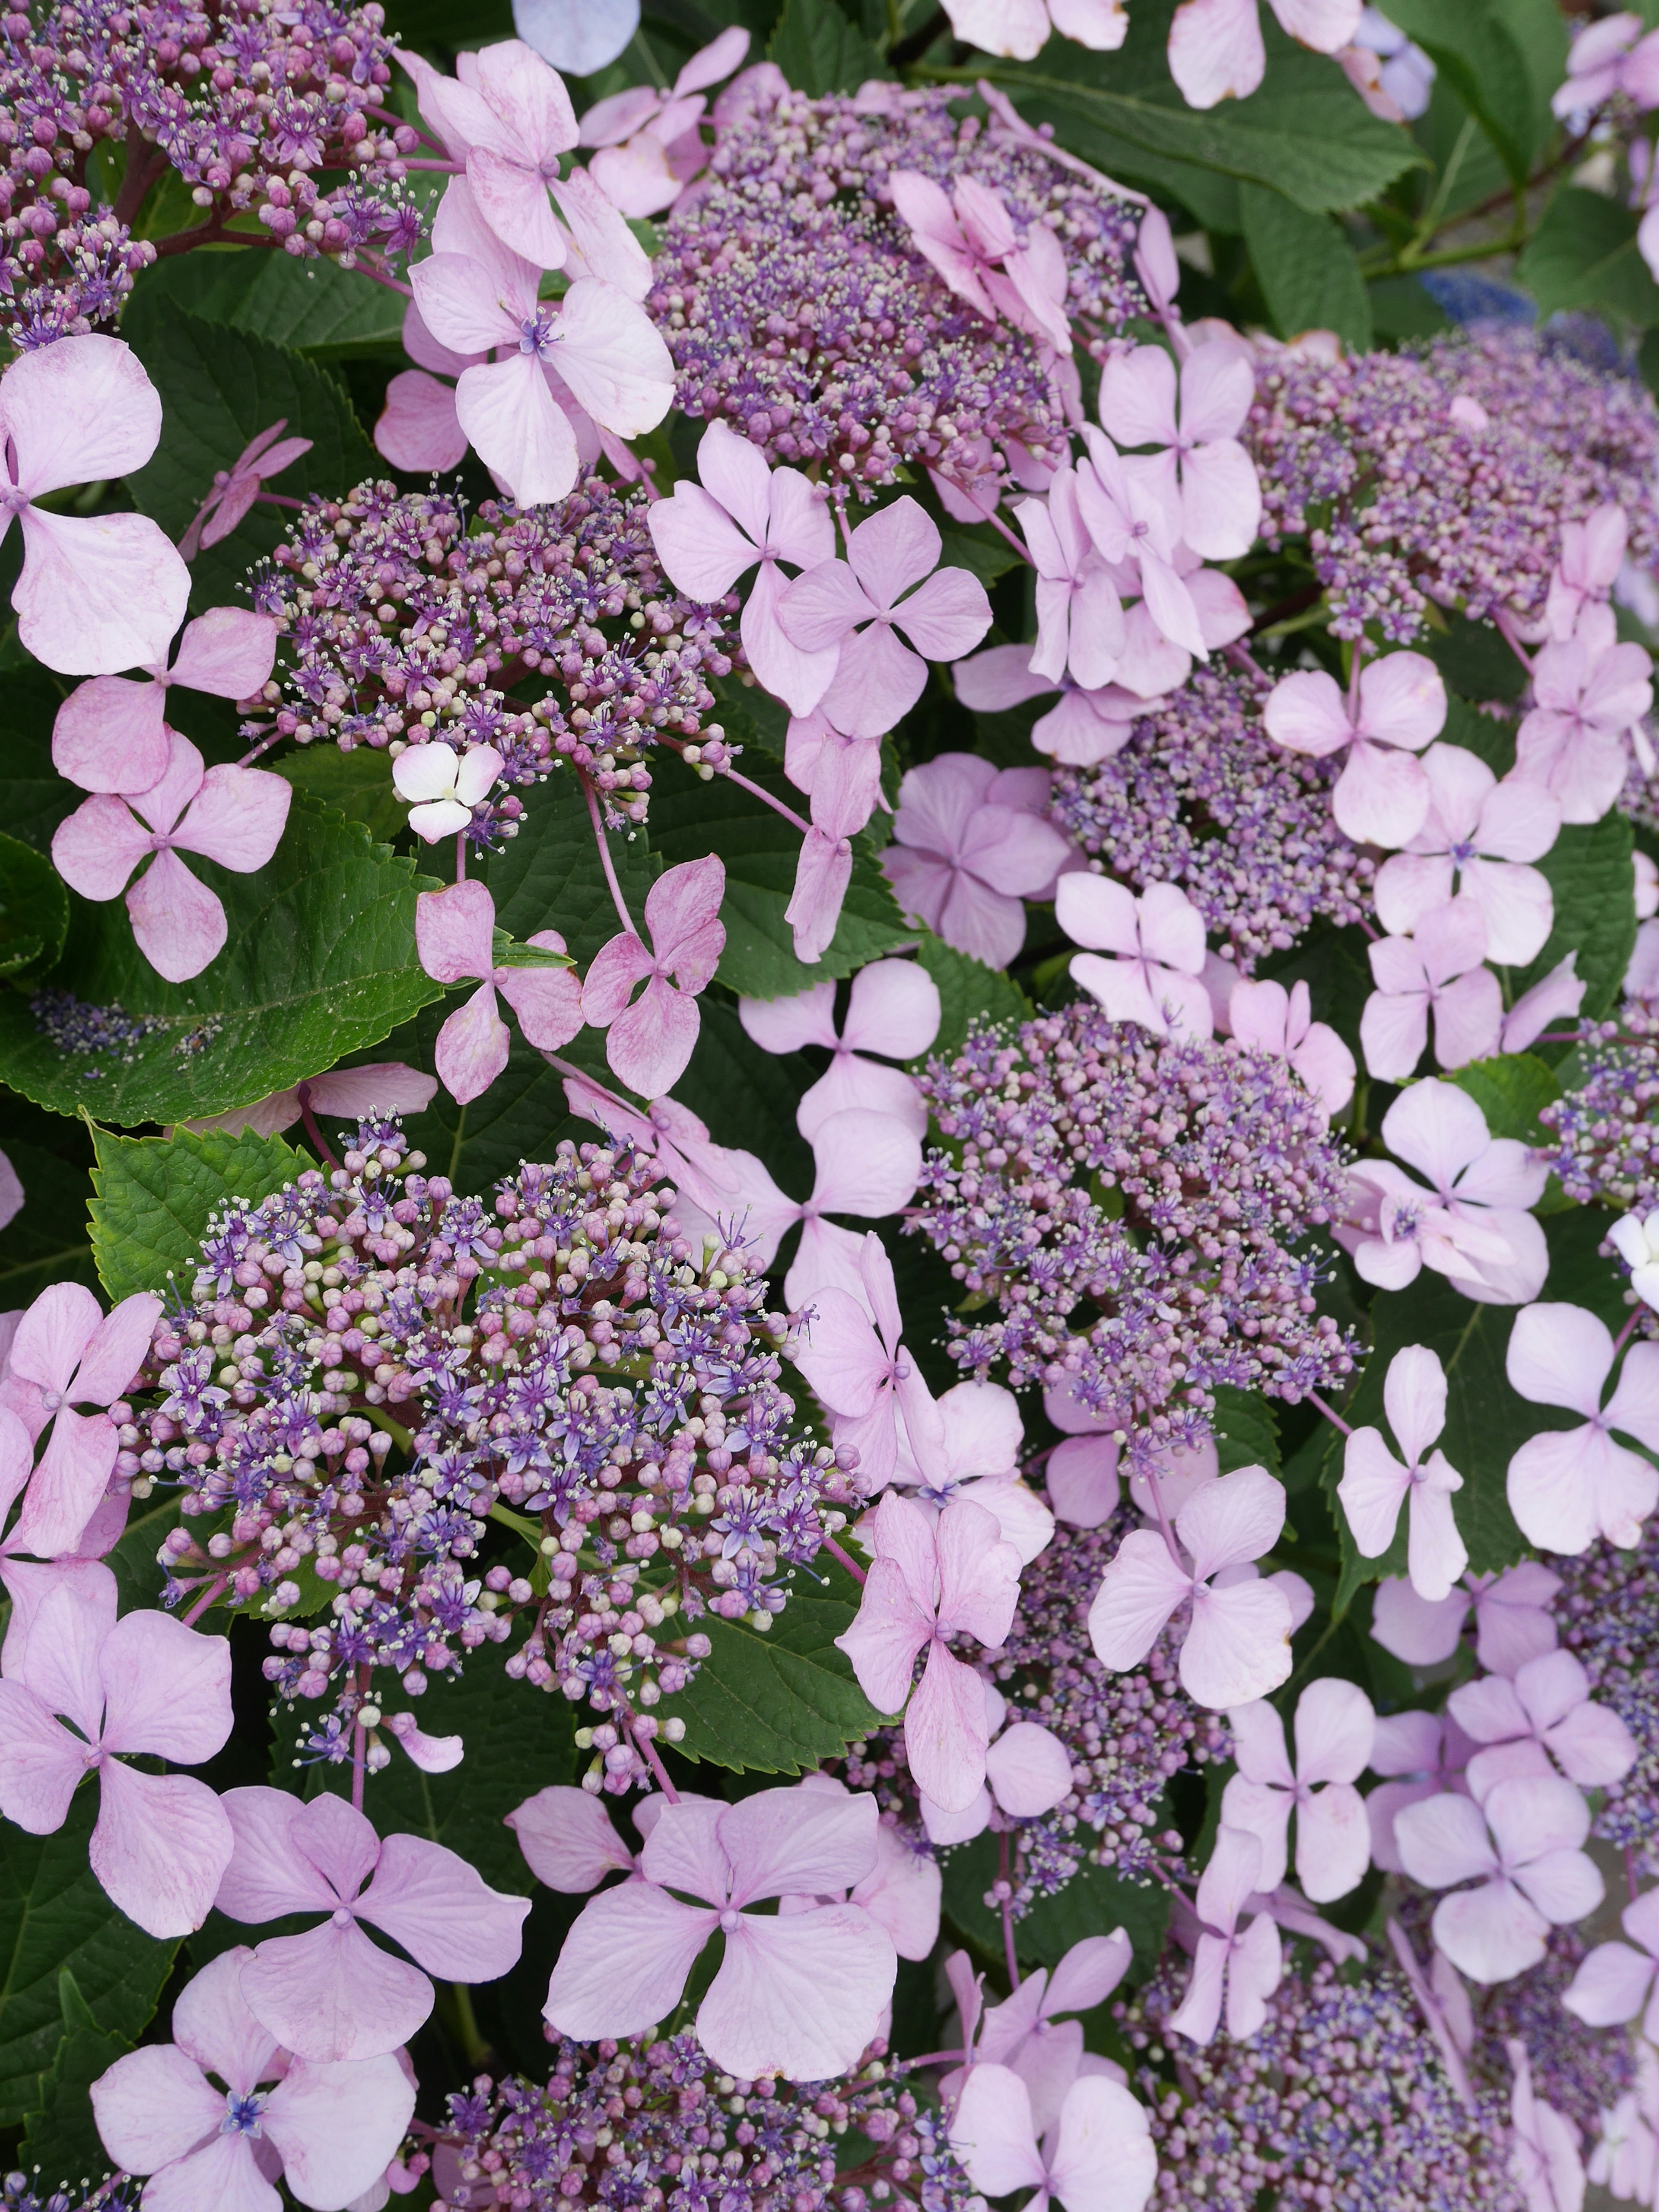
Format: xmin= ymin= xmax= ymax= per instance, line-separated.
xmin=998 ymin=1828 xmax=1020 ymax=1990
xmin=982 ymin=505 xmax=1036 ymax=568
xmin=397 ymin=156 xmax=465 ymax=171
xmin=626 ymin=1710 xmax=681 ymax=1804
xmin=823 ymin=1535 xmax=867 ymax=1586
xmin=1307 ymin=1388 xmax=1354 ymax=1439
xmin=718 ymin=763 xmax=812 ymax=836
xmin=235 ymin=725 xmax=283 ymax=768
xmin=181 ymin=1575 xmax=228 ymax=1627
xmin=257 ymin=491 xmax=306 ymax=513
xmin=582 ymin=775 xmax=639 ymax=937
xmin=1615 ymin=1309 xmax=1643 ymax=1356
xmin=902 ymin=2047 xmax=969 ymax=2068
xmin=455 ymin=829 xmax=467 ymax=884
xmin=1143 ymin=1450 xmax=1185 ymax=1571
xmin=352 ymin=1718 xmax=367 ymax=1810
xmin=1224 ymin=640 xmax=1271 ymax=686
xmin=1495 ymin=607 xmax=1536 ymax=677
xmin=296 ymin=1083 xmax=343 ymax=1170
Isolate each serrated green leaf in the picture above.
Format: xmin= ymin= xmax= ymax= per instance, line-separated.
xmin=1422 ymin=616 xmax=1529 ymax=705
xmin=984 ymin=0 xmax=1422 ymax=217
xmin=0 ymin=670 xmax=76 ymax=860
xmin=1379 ymin=0 xmax=1539 ymax=185
xmin=88 ymin=1125 xmax=305 ymax=1303
xmin=274 ymin=745 xmax=409 ymax=844
xmin=0 ymin=1794 xmax=178 ymax=2127
xmin=0 ymin=834 xmax=68 ymax=982
xmin=120 ymin=302 xmax=378 ymax=611
xmin=675 ymin=998 xmax=816 ymax=1196
xmin=1211 ymin=1384 xmax=1279 ymax=1476
xmin=1449 ymin=1053 xmax=1560 ymax=1146
xmin=484 ymin=763 xmax=659 ymax=969
xmin=130 ymin=246 xmax=408 ymax=356
xmin=307 ymin=1635 xmax=573 ymax=1897
xmin=0 ymin=796 xmax=444 ymax=1128
xmin=674 ymin=1555 xmax=884 ymax=1773
xmin=0 ymin=1140 xmax=98 ymax=1309
xmin=1518 ymin=188 xmax=1659 ymax=330
xmin=1239 ymin=184 xmax=1372 ymax=350
xmin=1511 ymin=810 xmax=1635 ymax=1027
xmin=941 ymin=1831 xmax=1170 ymax=1981
xmin=1324 ymin=1210 xmax=1624 ymax=1608
xmin=648 ymin=765 xmax=913 ymax=999
xmin=19 ymin=1971 xmax=128 ymax=2195
xmin=768 ymin=0 xmax=887 ymax=94
xmin=914 ymin=932 xmax=1032 ymax=1062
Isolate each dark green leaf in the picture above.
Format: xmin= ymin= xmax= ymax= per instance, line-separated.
xmin=18 ymin=1971 xmax=129 ymax=2194
xmin=1325 ymin=1210 xmax=1624 ymax=1606
xmin=1377 ymin=0 xmax=1539 ymax=184
xmin=0 ymin=797 xmax=444 ymax=1128
xmin=1449 ymin=1053 xmax=1560 ymax=1146
xmin=768 ymin=0 xmax=887 ymax=94
xmin=121 ymin=303 xmax=378 ymax=611
xmin=1422 ymin=616 xmax=1529 ymax=705
xmin=985 ymin=0 xmax=1423 ymax=218
xmin=941 ymin=1832 xmax=1170 ymax=1981
xmin=87 ymin=1125 xmax=306 ymax=1303
xmin=308 ymin=1636 xmax=572 ymax=1898
xmin=1517 ymin=188 xmax=1659 ymax=330
xmin=130 ymin=246 xmax=408 ymax=357
xmin=1367 ymin=275 xmax=1450 ymax=342
xmin=914 ymin=932 xmax=1032 ymax=1061
xmin=937 ymin=526 xmax=1025 ymax=588
xmin=675 ymin=998 xmax=815 ymax=1198
xmin=648 ymin=765 xmax=913 ymax=999
xmin=1211 ymin=1384 xmax=1279 ymax=1476
xmin=0 ymin=835 xmax=68 ymax=981
xmin=674 ymin=1554 xmax=885 ymax=1773
xmin=485 ymin=762 xmax=659 ymax=970
xmin=0 ymin=671 xmax=77 ymax=858
xmin=1510 ymin=810 xmax=1635 ymax=1026
xmin=0 ymin=1794 xmax=178 ymax=2127
xmin=1240 ymin=185 xmax=1372 ymax=350
xmin=274 ymin=746 xmax=409 ymax=844
xmin=0 ymin=1140 xmax=99 ymax=1308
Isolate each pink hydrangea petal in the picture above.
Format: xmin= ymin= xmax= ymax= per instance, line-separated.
xmin=376 ymin=369 xmax=470 ymax=474
xmin=98 ymin=1610 xmax=232 ymax=1765
xmin=465 ymin=143 xmax=570 ymax=269
xmin=261 ymin=2049 xmax=418 ymax=2210
xmin=700 ymin=1904 xmax=895 ymax=2085
xmin=239 ymin=1913 xmax=434 ymax=2063
xmin=543 ymin=1878 xmax=717 ymax=2039
xmin=169 ymin=1947 xmax=282 ymax=2097
xmin=1181 ymin=1579 xmax=1293 ymax=1709
xmin=215 ymin=1786 xmax=344 ymax=1922
xmin=506 ymin=1786 xmax=633 ymax=1890
xmin=648 ymin=477 xmax=760 ymax=601
xmin=14 ymin=1405 xmax=119 ymax=1561
xmin=169 ymin=608 xmax=277 ymax=701
xmin=359 ymin=1831 xmax=529 ymax=1981
xmin=51 ymin=677 xmax=171 ymax=798
xmin=0 ymin=1680 xmax=85 ymax=1833
xmin=985 ymin=1719 xmax=1074 ymax=1817
xmin=835 ymin=1554 xmax=933 ymax=1716
xmin=455 ymin=352 xmax=580 ymax=507
xmin=821 ymin=621 xmax=929 ymax=740
xmin=168 ymin=764 xmax=289 ymax=875
xmin=127 ymin=848 xmax=227 ymax=984
xmin=15 ymin=506 xmax=189 ymax=677
xmin=89 ymin=2041 xmax=227 ymax=2176
xmin=720 ymin=1784 xmax=878 ymax=1907
xmin=50 ymin=793 xmax=153 ymax=902
xmin=0 ymin=331 xmax=161 ymax=496
xmin=785 ymin=825 xmax=852 ymax=963
xmin=1564 ymin=1940 xmax=1658 ymax=2027
xmin=1177 ymin=1467 xmax=1286 ymax=1580
xmin=604 ymin=973 xmax=702 ymax=1099
xmin=541 ymin=278 xmax=672 ymax=438
xmin=91 ymin=1761 xmax=233 ymax=1938
xmin=1087 ymin=1528 xmax=1190 ymax=1670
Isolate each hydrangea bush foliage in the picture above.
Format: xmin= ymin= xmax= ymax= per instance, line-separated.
xmin=11 ymin=2 xmax=1659 ymax=2208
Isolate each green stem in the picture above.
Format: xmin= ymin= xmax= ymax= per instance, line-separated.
xmin=443 ymin=1981 xmax=490 ymax=2070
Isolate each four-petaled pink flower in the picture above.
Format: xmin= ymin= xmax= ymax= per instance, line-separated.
xmin=0 ymin=334 xmax=190 ymax=677
xmin=1564 ymin=1885 xmax=1659 ymax=2042
xmin=51 ymin=731 xmax=292 ymax=984
xmin=393 ymin=739 xmax=504 ymax=843
xmin=215 ymin=1786 xmax=530 ymax=2062
xmin=90 ymin=1949 xmax=417 ymax=2212
xmin=1075 ymin=426 xmax=1207 ymax=662
xmin=889 ymin=171 xmax=1073 ymax=353
xmin=1516 ymin=605 xmax=1654 ymax=825
xmin=953 ymin=641 xmax=1151 ymax=769
xmin=1165 ymin=1824 xmax=1283 ymax=2045
xmin=972 ymin=1934 xmax=1134 ymax=2135
xmin=835 ymin=1491 xmax=1023 ymax=1812
xmin=4 ymin=1281 xmax=161 ymax=1558
xmin=1546 ymin=501 xmax=1629 ymax=639
xmin=1227 ymin=976 xmax=1355 ymax=1119
xmin=916 ymin=1678 xmax=1072 ymax=1844
xmin=938 ymin=0 xmax=1128 ymax=64
xmin=416 ymin=879 xmax=582 ymax=1105
xmin=1373 ymin=744 xmax=1560 ymax=965
xmin=947 ymin=2062 xmax=1156 ymax=2212
xmin=1087 ymin=1466 xmax=1294 ymax=1710
xmin=1098 ymin=342 xmax=1260 ymax=559
xmin=1370 ymin=1560 xmax=1561 ymax=1677
xmin=1058 ymin=873 xmax=1213 ymax=1040
xmin=1366 ymin=1709 xmax=1475 ymax=1875
xmin=1553 ymin=15 xmax=1659 ymax=117
xmin=791 ymin=1232 xmax=940 ymax=1487
xmin=52 ymin=607 xmax=279 ymax=800
xmin=179 ymin=417 xmax=313 ymax=559
xmin=1337 ymin=1079 xmax=1548 ymax=1304
xmin=1361 ymin=897 xmax=1502 ymax=1082
xmin=738 ymin=959 xmax=941 ymax=1141
xmin=1395 ymin=1774 xmax=1602 ymax=1984
xmin=1448 ymin=1647 xmax=1637 ymax=1800
xmin=543 ymin=1785 xmax=897 ymax=2081
xmin=1221 ymin=1678 xmax=1375 ymax=1904
xmin=582 ymin=857 xmax=725 ymax=1100
xmin=1504 ymin=1301 xmax=1659 ymax=1554
xmin=648 ymin=420 xmax=837 ymax=714
xmin=1017 ymin=467 xmax=1126 ymax=691
xmin=1264 ymin=652 xmax=1444 ymax=849
xmin=1507 ymin=2039 xmax=1586 ymax=2212
xmin=1338 ymin=1344 xmax=1468 ymax=1602
xmin=893 ymin=1377 xmax=1054 ymax=1567
xmin=778 ymin=498 xmax=993 ymax=739
xmin=579 ymin=28 xmax=749 ymax=216
xmin=1166 ymin=0 xmax=1361 ymax=109
xmin=408 ymin=38 xmax=579 ymax=271
xmin=883 ymin=754 xmax=1073 ymax=969
xmin=0 ymin=1575 xmax=233 ymax=1937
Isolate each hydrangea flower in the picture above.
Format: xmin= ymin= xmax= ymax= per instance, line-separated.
xmin=1505 ymin=1302 xmax=1659 ymax=1553
xmin=1338 ymin=1344 xmax=1469 ymax=1601
xmin=1221 ymin=1678 xmax=1376 ymax=1904
xmin=1395 ymin=1774 xmax=1603 ymax=1984
xmin=883 ymin=754 xmax=1073 ymax=969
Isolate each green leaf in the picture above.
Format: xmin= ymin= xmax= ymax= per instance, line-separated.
xmin=1510 ymin=810 xmax=1635 ymax=1027
xmin=274 ymin=746 xmax=409 ymax=844
xmin=485 ymin=763 xmax=659 ymax=969
xmin=0 ymin=1139 xmax=99 ymax=1308
xmin=937 ymin=525 xmax=1025 ymax=588
xmin=674 ymin=1555 xmax=885 ymax=1773
xmin=1449 ymin=1053 xmax=1560 ymax=1146
xmin=675 ymin=998 xmax=815 ymax=1198
xmin=130 ymin=246 xmax=408 ymax=356
xmin=0 ymin=1794 xmax=178 ymax=2128
xmin=768 ymin=0 xmax=887 ymax=94
xmin=985 ymin=0 xmax=1423 ymax=218
xmin=1377 ymin=0 xmax=1539 ymax=185
xmin=1324 ymin=1209 xmax=1624 ymax=1607
xmin=120 ymin=302 xmax=378 ymax=611
xmin=1240 ymin=185 xmax=1372 ymax=350
xmin=1517 ymin=189 xmax=1659 ymax=330
xmin=18 ymin=1971 xmax=129 ymax=2195
xmin=1422 ymin=615 xmax=1529 ymax=705
xmin=941 ymin=1832 xmax=1170 ymax=1981
xmin=1211 ymin=1385 xmax=1280 ymax=1476
xmin=0 ymin=834 xmax=68 ymax=981
xmin=88 ymin=1125 xmax=306 ymax=1303
xmin=0 ymin=670 xmax=78 ymax=860
xmin=0 ymin=796 xmax=444 ymax=1128
xmin=914 ymin=932 xmax=1032 ymax=1061
xmin=1367 ymin=274 xmax=1451 ymax=342
xmin=308 ymin=1635 xmax=572 ymax=1897
xmin=648 ymin=765 xmax=913 ymax=999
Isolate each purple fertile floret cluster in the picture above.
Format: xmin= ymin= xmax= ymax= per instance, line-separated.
xmin=1538 ymin=1003 xmax=1659 ymax=1209
xmin=1551 ymin=1517 xmax=1659 ymax=1873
